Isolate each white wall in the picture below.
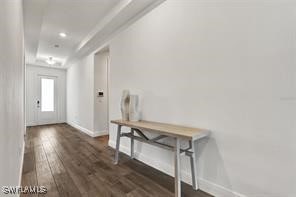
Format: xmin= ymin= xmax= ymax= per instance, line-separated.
xmin=0 ymin=0 xmax=25 ymax=189
xmin=94 ymin=51 xmax=109 ymax=135
xmin=67 ymin=52 xmax=111 ymax=137
xmin=67 ymin=54 xmax=95 ymax=135
xmin=108 ymin=0 xmax=296 ymax=196
xmin=26 ymin=65 xmax=67 ymax=126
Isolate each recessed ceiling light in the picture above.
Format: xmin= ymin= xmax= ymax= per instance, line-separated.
xmin=59 ymin=32 xmax=67 ymax=38
xmin=46 ymin=57 xmax=56 ymax=65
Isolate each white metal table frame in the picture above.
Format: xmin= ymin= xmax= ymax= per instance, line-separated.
xmin=112 ymin=123 xmax=209 ymax=197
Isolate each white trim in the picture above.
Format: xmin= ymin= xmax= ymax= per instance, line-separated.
xmin=108 ymin=140 xmax=247 ymax=197
xmin=67 ymin=121 xmax=108 ymax=138
xmin=18 ymin=141 xmax=25 ymax=187
xmin=26 ymin=123 xmax=38 ymax=127
xmin=67 ymin=121 xmax=95 ymax=137
xmin=26 ymin=121 xmax=65 ymax=127
xmin=93 ymin=130 xmax=109 ymax=137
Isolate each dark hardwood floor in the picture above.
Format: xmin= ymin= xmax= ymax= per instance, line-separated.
xmin=21 ymin=124 xmax=212 ymax=197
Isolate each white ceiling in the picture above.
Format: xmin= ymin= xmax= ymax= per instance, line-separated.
xmin=24 ymin=0 xmax=165 ymax=69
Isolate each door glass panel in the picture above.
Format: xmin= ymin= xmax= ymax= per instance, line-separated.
xmin=41 ymin=78 xmax=54 ymax=112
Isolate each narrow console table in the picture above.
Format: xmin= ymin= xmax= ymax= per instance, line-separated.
xmin=111 ymin=120 xmax=210 ymax=197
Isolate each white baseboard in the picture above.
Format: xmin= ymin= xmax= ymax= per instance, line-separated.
xmin=93 ymin=130 xmax=109 ymax=137
xmin=26 ymin=121 xmax=66 ymax=127
xmin=18 ymin=141 xmax=25 ymax=187
xmin=67 ymin=121 xmax=109 ymax=138
xmin=67 ymin=121 xmax=96 ymax=137
xmin=26 ymin=123 xmax=38 ymax=127
xmin=108 ymin=140 xmax=246 ymax=197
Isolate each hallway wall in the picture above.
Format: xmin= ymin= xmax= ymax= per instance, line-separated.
xmin=67 ymin=52 xmax=111 ymax=137
xmin=67 ymin=54 xmax=95 ymax=135
xmin=94 ymin=51 xmax=109 ymax=135
xmin=107 ymin=0 xmax=296 ymax=196
xmin=0 ymin=0 xmax=25 ymax=188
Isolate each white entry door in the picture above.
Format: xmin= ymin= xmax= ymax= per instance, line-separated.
xmin=37 ymin=75 xmax=58 ymax=125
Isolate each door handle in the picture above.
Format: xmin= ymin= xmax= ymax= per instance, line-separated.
xmin=37 ymin=100 xmax=40 ymax=108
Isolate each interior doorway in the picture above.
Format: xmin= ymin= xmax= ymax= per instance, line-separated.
xmin=94 ymin=47 xmax=110 ymax=136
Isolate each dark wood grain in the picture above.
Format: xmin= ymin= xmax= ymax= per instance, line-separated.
xmin=21 ymin=124 xmax=213 ymax=197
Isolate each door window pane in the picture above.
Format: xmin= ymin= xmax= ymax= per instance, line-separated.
xmin=41 ymin=78 xmax=54 ymax=112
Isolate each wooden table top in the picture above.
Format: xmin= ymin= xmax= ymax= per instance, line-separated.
xmin=111 ymin=120 xmax=210 ymax=140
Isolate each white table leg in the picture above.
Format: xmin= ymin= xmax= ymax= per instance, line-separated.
xmin=190 ymin=140 xmax=199 ymax=190
xmin=174 ymin=138 xmax=181 ymax=197
xmin=114 ymin=125 xmax=122 ymax=164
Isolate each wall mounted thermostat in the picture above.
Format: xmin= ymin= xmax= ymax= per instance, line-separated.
xmin=97 ymin=91 xmax=104 ymax=97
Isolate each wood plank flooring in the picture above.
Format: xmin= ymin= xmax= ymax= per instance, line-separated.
xmin=21 ymin=124 xmax=212 ymax=197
